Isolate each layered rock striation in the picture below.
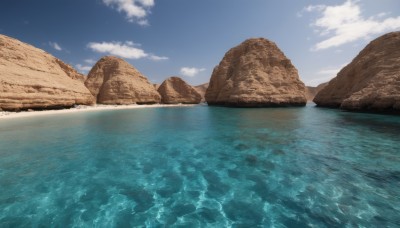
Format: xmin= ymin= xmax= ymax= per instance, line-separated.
xmin=314 ymin=32 xmax=400 ymax=113
xmin=205 ymin=38 xmax=307 ymax=107
xmin=85 ymin=56 xmax=161 ymax=104
xmin=158 ymin=77 xmax=201 ymax=104
xmin=0 ymin=34 xmax=94 ymax=111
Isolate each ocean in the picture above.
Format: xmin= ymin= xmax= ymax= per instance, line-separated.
xmin=0 ymin=104 xmax=399 ymax=227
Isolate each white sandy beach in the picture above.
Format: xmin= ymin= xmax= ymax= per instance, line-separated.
xmin=0 ymin=104 xmax=197 ymax=119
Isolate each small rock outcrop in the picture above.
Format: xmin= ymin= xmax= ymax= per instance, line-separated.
xmin=157 ymin=77 xmax=201 ymax=104
xmin=194 ymin=83 xmax=209 ymax=102
xmin=314 ymin=32 xmax=400 ymax=112
xmin=306 ymin=83 xmax=328 ymax=101
xmin=205 ymin=38 xmax=307 ymax=107
xmin=85 ymin=56 xmax=161 ymax=104
xmin=0 ymin=34 xmax=94 ymax=111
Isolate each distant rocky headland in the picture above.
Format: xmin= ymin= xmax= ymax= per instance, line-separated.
xmin=306 ymin=83 xmax=327 ymax=101
xmin=194 ymin=83 xmax=209 ymax=103
xmin=1 ymin=32 xmax=399 ymax=114
xmin=158 ymin=77 xmax=202 ymax=104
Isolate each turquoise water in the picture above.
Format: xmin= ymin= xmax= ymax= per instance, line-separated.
xmin=0 ymin=105 xmax=399 ymax=227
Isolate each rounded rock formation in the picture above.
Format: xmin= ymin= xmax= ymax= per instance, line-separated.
xmin=205 ymin=38 xmax=307 ymax=107
xmin=157 ymin=77 xmax=202 ymax=104
xmin=85 ymin=56 xmax=161 ymax=105
xmin=314 ymin=32 xmax=400 ymax=113
xmin=0 ymin=34 xmax=94 ymax=111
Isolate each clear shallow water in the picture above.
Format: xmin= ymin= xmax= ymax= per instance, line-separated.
xmin=0 ymin=105 xmax=399 ymax=227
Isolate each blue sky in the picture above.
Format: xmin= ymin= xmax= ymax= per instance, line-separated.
xmin=1 ymin=0 xmax=399 ymax=86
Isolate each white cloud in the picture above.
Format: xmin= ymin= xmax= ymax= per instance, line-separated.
xmin=76 ymin=64 xmax=92 ymax=74
xmin=87 ymin=41 xmax=168 ymax=61
xmin=317 ymin=68 xmax=341 ymax=76
xmin=103 ymin=0 xmax=154 ymax=25
xmin=84 ymin=59 xmax=96 ymax=64
xmin=306 ymin=75 xmax=335 ymax=87
xmin=317 ymin=63 xmax=347 ymax=76
xmin=138 ymin=19 xmax=150 ymax=27
xmin=305 ymin=5 xmax=326 ymax=13
xmin=49 ymin=42 xmax=62 ymax=51
xmin=88 ymin=41 xmax=147 ymax=59
xmin=306 ymin=64 xmax=348 ymax=86
xmin=148 ymin=55 xmax=169 ymax=61
xmin=180 ymin=67 xmax=206 ymax=77
xmin=306 ymin=64 xmax=347 ymax=86
xmin=125 ymin=41 xmax=141 ymax=46
xmin=305 ymin=0 xmax=400 ymax=50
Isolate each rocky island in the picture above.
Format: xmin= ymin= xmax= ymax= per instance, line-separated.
xmin=85 ymin=56 xmax=161 ymax=105
xmin=205 ymin=38 xmax=307 ymax=107
xmin=314 ymin=32 xmax=400 ymax=113
xmin=157 ymin=77 xmax=202 ymax=104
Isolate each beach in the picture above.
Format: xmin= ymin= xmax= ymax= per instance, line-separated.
xmin=0 ymin=104 xmax=197 ymax=119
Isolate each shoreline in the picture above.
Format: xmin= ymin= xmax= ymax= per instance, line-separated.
xmin=0 ymin=104 xmax=198 ymax=120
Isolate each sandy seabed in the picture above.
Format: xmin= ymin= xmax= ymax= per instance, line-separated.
xmin=0 ymin=104 xmax=197 ymax=119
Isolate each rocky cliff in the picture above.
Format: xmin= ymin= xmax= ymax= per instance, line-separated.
xmin=205 ymin=38 xmax=307 ymax=107
xmin=314 ymin=32 xmax=400 ymax=113
xmin=158 ymin=77 xmax=201 ymax=104
xmin=0 ymin=34 xmax=94 ymax=111
xmin=194 ymin=83 xmax=209 ymax=102
xmin=85 ymin=56 xmax=161 ymax=104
